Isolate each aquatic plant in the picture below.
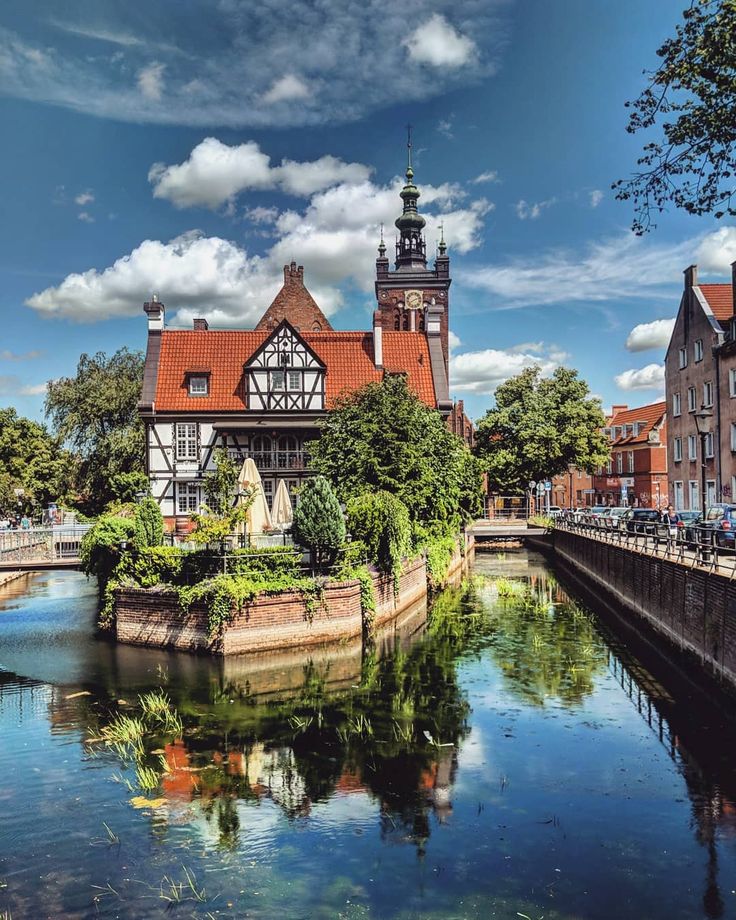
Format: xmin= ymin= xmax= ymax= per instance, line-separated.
xmin=159 ymin=866 xmax=206 ymax=903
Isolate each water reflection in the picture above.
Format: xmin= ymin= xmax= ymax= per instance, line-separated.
xmin=2 ymin=558 xmax=736 ymax=918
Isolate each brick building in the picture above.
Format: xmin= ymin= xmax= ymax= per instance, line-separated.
xmin=592 ymin=402 xmax=668 ymax=508
xmin=139 ymin=146 xmax=470 ymax=528
xmin=664 ymin=264 xmax=736 ymax=510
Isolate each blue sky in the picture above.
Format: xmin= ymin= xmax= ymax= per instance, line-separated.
xmin=1 ymin=0 xmax=734 ymax=422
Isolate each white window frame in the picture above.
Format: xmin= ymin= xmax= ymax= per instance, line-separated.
xmin=689 ymin=480 xmax=700 ymax=511
xmin=175 ymin=422 xmax=198 ymax=461
xmin=688 ymin=435 xmax=697 ymax=461
xmin=177 ymin=481 xmax=200 ymax=514
xmin=706 ymin=480 xmax=717 ymax=507
xmin=188 ymin=375 xmax=208 ymax=397
xmin=627 ymin=450 xmax=634 ymax=473
xmin=679 ymin=347 xmax=688 ymax=369
xmin=694 ymin=339 xmax=703 ymax=362
xmin=674 ymin=481 xmax=684 ymax=509
xmin=287 ymin=370 xmax=301 ymax=391
xmin=673 ymin=437 xmax=682 ymax=462
xmin=616 ymin=453 xmax=623 ymax=474
xmin=731 ymin=423 xmax=736 ymax=452
xmin=705 ymin=432 xmax=714 ymax=458
xmin=606 ymin=459 xmax=613 ymax=475
xmin=672 ymin=393 xmax=681 ymax=417
xmin=687 ymin=387 xmax=697 ymax=412
xmin=730 ymin=367 xmax=736 ymax=398
xmin=703 ymin=381 xmax=713 ymax=407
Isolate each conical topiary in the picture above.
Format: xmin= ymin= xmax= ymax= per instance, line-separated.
xmin=292 ymin=475 xmax=346 ymax=571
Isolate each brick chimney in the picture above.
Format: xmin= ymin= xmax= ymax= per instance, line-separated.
xmin=143 ymin=294 xmax=164 ymax=332
xmin=373 ymin=310 xmax=383 ymax=369
xmin=193 ymin=318 xmax=209 ymax=331
xmin=684 ymin=264 xmax=698 ymax=290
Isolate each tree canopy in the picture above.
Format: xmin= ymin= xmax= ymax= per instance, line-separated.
xmin=45 ymin=348 xmax=145 ymax=513
xmin=474 ymin=367 xmax=609 ymax=494
xmin=292 ymin=475 xmax=346 ymax=570
xmin=615 ymin=0 xmax=736 ymax=232
xmin=309 ymin=375 xmax=483 ymax=534
xmin=0 ymin=407 xmax=75 ymax=516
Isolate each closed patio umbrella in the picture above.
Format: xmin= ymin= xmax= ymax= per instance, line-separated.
xmin=272 ymin=479 xmax=294 ymax=528
xmin=236 ymin=458 xmax=272 ymax=537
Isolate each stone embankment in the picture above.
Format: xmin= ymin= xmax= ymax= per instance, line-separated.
xmin=549 ymin=528 xmax=736 ymax=693
xmin=114 ymin=536 xmax=474 ymax=656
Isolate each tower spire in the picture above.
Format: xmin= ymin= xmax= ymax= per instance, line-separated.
xmin=395 ymin=130 xmax=426 ymax=269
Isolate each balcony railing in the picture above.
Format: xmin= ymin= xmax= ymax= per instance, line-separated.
xmin=229 ymin=450 xmax=310 ymax=471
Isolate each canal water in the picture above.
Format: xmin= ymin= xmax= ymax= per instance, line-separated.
xmin=1 ymin=551 xmax=735 ymax=919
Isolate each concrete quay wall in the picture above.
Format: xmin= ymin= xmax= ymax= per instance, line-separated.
xmin=551 ymin=529 xmax=736 ymax=692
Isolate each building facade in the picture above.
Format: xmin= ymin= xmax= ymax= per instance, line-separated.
xmin=139 ymin=151 xmax=466 ymax=530
xmin=664 ymin=264 xmax=736 ymax=510
xmin=591 ymin=402 xmax=668 ymax=508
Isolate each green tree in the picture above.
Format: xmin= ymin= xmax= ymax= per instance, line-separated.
xmin=310 ymin=375 xmax=481 ymax=534
xmin=0 ymin=407 xmax=74 ymax=516
xmin=190 ymin=448 xmax=254 ymax=546
xmin=474 ymin=367 xmax=609 ymax=494
xmin=292 ymin=475 xmax=346 ymax=571
xmin=615 ymin=0 xmax=736 ymax=232
xmin=45 ymin=348 xmax=145 ymax=514
xmin=346 ymin=491 xmax=411 ymax=582
xmin=133 ymin=496 xmax=164 ymax=548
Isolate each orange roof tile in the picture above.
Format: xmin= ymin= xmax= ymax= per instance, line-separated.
xmin=608 ymin=400 xmax=665 ymax=445
xmin=699 ymin=284 xmax=734 ymax=322
xmin=153 ymin=328 xmax=436 ymax=412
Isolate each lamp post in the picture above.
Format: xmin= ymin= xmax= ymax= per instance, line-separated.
xmin=694 ymin=405 xmax=713 ymax=562
xmin=694 ymin=405 xmax=713 ymax=513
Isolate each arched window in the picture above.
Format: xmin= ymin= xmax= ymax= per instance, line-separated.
xmin=418 ymin=313 xmax=425 ymax=331
xmin=312 ymin=321 xmax=322 ymax=332
xmin=402 ymin=314 xmax=409 ymax=331
xmin=278 ymin=435 xmax=299 ymax=469
xmin=394 ymin=310 xmax=401 ymax=330
xmin=252 ymin=435 xmax=272 ymax=469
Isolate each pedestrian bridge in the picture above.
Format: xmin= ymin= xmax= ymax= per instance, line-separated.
xmin=0 ymin=526 xmax=90 ymax=572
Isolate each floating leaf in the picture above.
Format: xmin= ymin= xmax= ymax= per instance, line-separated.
xmin=130 ymin=796 xmax=167 ymax=809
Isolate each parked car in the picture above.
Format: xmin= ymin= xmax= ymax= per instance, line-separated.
xmin=599 ymin=507 xmax=629 ymax=528
xmin=675 ymin=510 xmax=701 ymax=544
xmin=547 ymin=506 xmax=563 ymax=518
xmin=623 ymin=508 xmax=661 ymax=534
xmin=589 ymin=506 xmax=609 ymax=516
xmin=701 ymin=504 xmax=736 ymax=549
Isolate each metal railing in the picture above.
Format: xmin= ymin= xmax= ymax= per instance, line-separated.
xmin=231 ymin=450 xmax=310 ymax=471
xmin=554 ymin=512 xmax=735 ymax=573
xmin=0 ymin=525 xmax=92 ymax=564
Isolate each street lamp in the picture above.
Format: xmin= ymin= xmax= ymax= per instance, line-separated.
xmin=694 ymin=405 xmax=713 ymax=513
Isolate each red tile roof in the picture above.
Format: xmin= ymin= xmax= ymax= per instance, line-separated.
xmin=608 ymin=400 xmax=665 ymax=445
xmin=255 ymin=262 xmax=333 ymax=333
xmin=153 ymin=329 xmax=435 ymax=412
xmin=699 ymin=284 xmax=734 ymax=322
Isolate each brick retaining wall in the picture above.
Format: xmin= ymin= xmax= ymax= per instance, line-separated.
xmin=115 ymin=536 xmax=474 ymax=656
xmin=552 ymin=529 xmax=736 ymax=692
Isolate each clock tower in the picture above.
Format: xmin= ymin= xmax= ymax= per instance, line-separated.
xmin=374 ymin=136 xmax=451 ymax=375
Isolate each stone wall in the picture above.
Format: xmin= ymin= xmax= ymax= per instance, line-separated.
xmin=114 ymin=539 xmax=474 ymax=656
xmin=552 ymin=529 xmax=736 ymax=692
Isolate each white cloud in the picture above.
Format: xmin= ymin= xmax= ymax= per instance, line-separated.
xmin=615 ymin=364 xmax=665 ymax=391
xmin=695 ymin=226 xmax=736 ymax=272
xmin=77 ymin=211 xmax=95 ymax=223
xmin=74 ymin=191 xmax=95 ymax=206
xmin=471 ymin=171 xmax=499 ymax=184
xmin=149 ymin=138 xmax=373 ymax=209
xmin=404 ymin=14 xmax=477 ymax=69
xmin=463 ymin=232 xmax=697 ymax=308
xmin=25 ymin=231 xmax=279 ymax=325
xmin=262 ymin=74 xmax=311 ymax=105
xmin=0 ymin=4 xmax=507 ymax=129
xmin=0 ymin=377 xmax=46 ymax=397
xmin=437 ymin=117 xmax=454 ymax=139
xmin=19 ymin=383 xmax=48 ymax=396
xmin=450 ymin=343 xmax=564 ymax=395
xmin=515 ymin=197 xmax=557 ymax=220
xmin=0 ymin=349 xmax=43 ymax=361
xmin=625 ymin=318 xmax=675 ymax=352
xmin=137 ymin=61 xmax=165 ymax=100
xmin=448 ymin=331 xmax=461 ymax=351
xmin=27 ymin=154 xmax=490 ymax=328
xmin=589 ymin=189 xmax=604 ymax=208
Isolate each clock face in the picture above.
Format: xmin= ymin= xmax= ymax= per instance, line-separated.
xmin=405 ymin=289 xmax=423 ymax=310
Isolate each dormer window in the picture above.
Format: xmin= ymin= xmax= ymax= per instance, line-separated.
xmin=187 ymin=373 xmax=209 ymax=397
xmin=270 ymin=370 xmax=285 ymax=391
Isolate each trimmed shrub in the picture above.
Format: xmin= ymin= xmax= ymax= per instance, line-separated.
xmin=346 ymin=491 xmax=411 ymax=588
xmin=133 ymin=496 xmax=164 ymax=548
xmin=292 ymin=475 xmax=346 ymax=571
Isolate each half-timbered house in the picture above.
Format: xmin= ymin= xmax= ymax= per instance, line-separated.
xmin=139 ymin=150 xmax=463 ymax=530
